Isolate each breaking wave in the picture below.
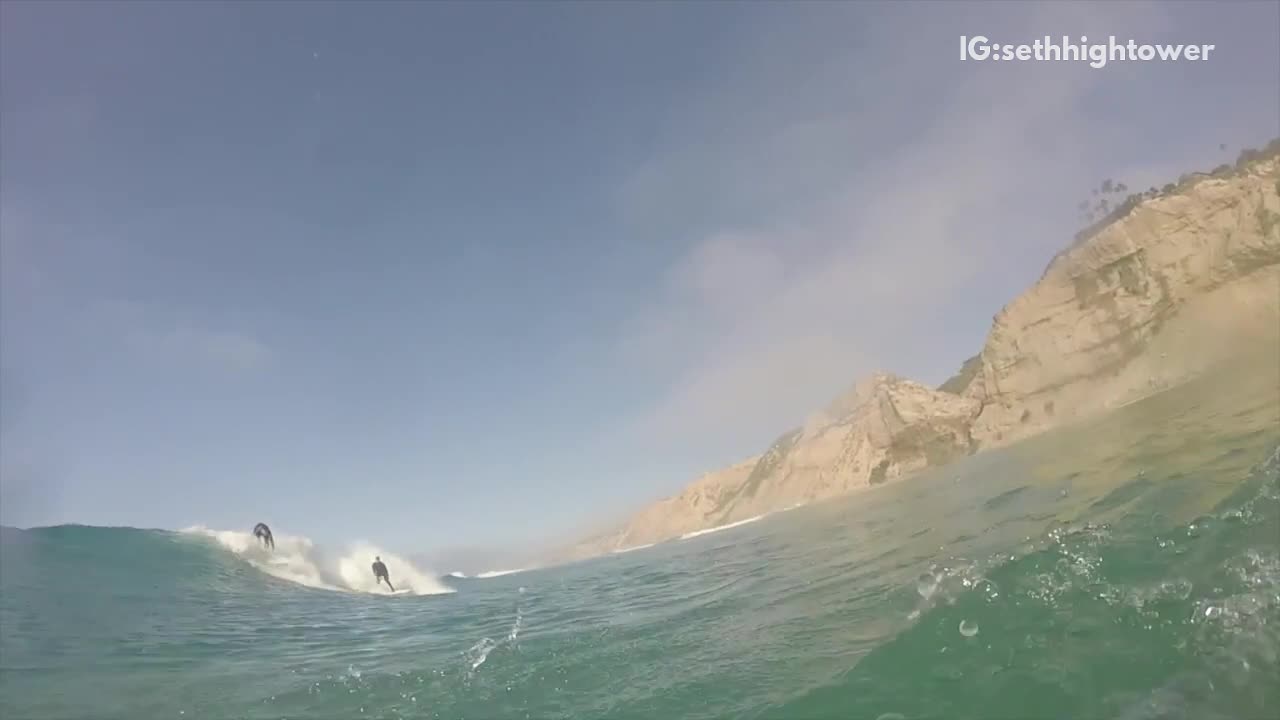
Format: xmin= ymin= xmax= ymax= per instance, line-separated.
xmin=680 ymin=514 xmax=766 ymax=540
xmin=473 ymin=567 xmax=532 ymax=579
xmin=182 ymin=526 xmax=454 ymax=596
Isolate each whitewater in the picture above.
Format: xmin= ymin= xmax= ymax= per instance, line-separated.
xmin=181 ymin=526 xmax=455 ymax=596
xmin=679 ymin=514 xmax=766 ymax=540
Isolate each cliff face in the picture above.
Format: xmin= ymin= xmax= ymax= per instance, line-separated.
xmin=965 ymin=156 xmax=1280 ymax=448
xmin=583 ymin=146 xmax=1280 ymax=555
xmin=599 ymin=456 xmax=761 ymax=550
xmin=713 ymin=374 xmax=981 ymax=522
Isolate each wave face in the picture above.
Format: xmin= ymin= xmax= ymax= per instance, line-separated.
xmin=1 ymin=365 xmax=1277 ymax=720
xmin=758 ymin=443 xmax=1280 ymax=720
xmin=181 ymin=526 xmax=454 ymax=596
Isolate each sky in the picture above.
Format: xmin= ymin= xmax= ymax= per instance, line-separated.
xmin=1 ymin=1 xmax=1277 ymax=556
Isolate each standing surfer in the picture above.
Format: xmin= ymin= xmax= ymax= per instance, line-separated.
xmin=372 ymin=556 xmax=395 ymax=591
xmin=252 ymin=522 xmax=274 ymax=550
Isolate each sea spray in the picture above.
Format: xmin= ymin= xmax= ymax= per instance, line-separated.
xmin=181 ymin=526 xmax=455 ymax=595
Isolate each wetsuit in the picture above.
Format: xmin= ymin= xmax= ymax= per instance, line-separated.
xmin=252 ymin=523 xmax=274 ymax=550
xmin=372 ymin=560 xmax=395 ymax=591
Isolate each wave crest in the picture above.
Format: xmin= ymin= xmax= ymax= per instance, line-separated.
xmin=182 ymin=526 xmax=454 ymax=596
xmin=680 ymin=514 xmax=765 ymax=540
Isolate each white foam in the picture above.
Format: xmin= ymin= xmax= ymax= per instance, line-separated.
xmin=181 ymin=526 xmax=454 ymax=596
xmin=679 ymin=514 xmax=766 ymax=540
xmin=474 ymin=567 xmax=531 ymax=579
xmin=612 ymin=543 xmax=655 ymax=554
xmin=465 ymin=637 xmax=497 ymax=671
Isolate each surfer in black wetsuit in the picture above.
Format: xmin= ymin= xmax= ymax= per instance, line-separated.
xmin=252 ymin=522 xmax=274 ymax=550
xmin=372 ymin=556 xmax=395 ymax=591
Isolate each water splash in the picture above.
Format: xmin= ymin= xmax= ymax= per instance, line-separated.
xmin=181 ymin=526 xmax=454 ymax=596
xmin=465 ymin=638 xmax=497 ymax=671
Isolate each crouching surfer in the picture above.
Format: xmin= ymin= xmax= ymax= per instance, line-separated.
xmin=372 ymin=556 xmax=395 ymax=592
xmin=252 ymin=522 xmax=275 ymax=550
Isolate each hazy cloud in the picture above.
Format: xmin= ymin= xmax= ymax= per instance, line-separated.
xmin=609 ymin=1 xmax=1200 ymax=459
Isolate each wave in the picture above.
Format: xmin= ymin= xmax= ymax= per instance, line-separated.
xmin=760 ymin=443 xmax=1280 ymax=719
xmin=680 ymin=514 xmax=766 ymax=540
xmin=612 ymin=543 xmax=656 ymax=554
xmin=181 ymin=526 xmax=454 ymax=596
xmin=442 ymin=567 xmax=533 ymax=580
xmin=473 ymin=567 xmax=532 ymax=579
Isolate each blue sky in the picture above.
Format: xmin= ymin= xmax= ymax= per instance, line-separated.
xmin=2 ymin=1 xmax=1277 ymax=554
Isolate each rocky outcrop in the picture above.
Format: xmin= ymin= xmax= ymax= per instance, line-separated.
xmin=712 ymin=374 xmax=981 ymax=522
xmin=577 ymin=375 xmax=983 ymax=553
xmin=964 ymin=154 xmax=1280 ymax=448
xmin=594 ymin=456 xmax=761 ymax=550
xmin=581 ymin=142 xmax=1280 ymax=555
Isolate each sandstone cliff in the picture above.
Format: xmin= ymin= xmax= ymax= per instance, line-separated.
xmin=964 ymin=154 xmax=1280 ymax=447
xmin=585 ymin=456 xmax=761 ymax=551
xmin=579 ymin=141 xmax=1280 ymax=555
xmin=712 ymin=374 xmax=982 ymax=523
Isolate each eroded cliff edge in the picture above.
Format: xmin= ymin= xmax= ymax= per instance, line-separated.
xmin=576 ymin=143 xmax=1280 ymax=556
xmin=963 ymin=153 xmax=1280 ymax=448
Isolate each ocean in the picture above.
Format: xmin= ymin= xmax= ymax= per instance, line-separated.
xmin=2 ymin=362 xmax=1278 ymax=720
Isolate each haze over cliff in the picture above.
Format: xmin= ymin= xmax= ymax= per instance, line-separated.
xmin=571 ymin=139 xmax=1280 ymax=558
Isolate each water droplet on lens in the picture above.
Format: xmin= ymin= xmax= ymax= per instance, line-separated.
xmin=959 ymin=619 xmax=980 ymax=637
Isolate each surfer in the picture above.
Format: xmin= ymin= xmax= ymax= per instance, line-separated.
xmin=252 ymin=522 xmax=274 ymax=550
xmin=372 ymin=556 xmax=395 ymax=592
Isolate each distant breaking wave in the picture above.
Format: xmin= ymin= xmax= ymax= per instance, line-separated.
xmin=679 ymin=514 xmax=766 ymax=540
xmin=446 ymin=568 xmax=535 ymax=580
xmin=612 ymin=543 xmax=655 ymax=554
xmin=182 ymin=526 xmax=454 ymax=596
xmin=473 ymin=567 xmax=532 ymax=579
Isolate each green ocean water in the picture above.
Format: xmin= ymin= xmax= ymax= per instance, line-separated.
xmin=1 ymin=364 xmax=1278 ymax=720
